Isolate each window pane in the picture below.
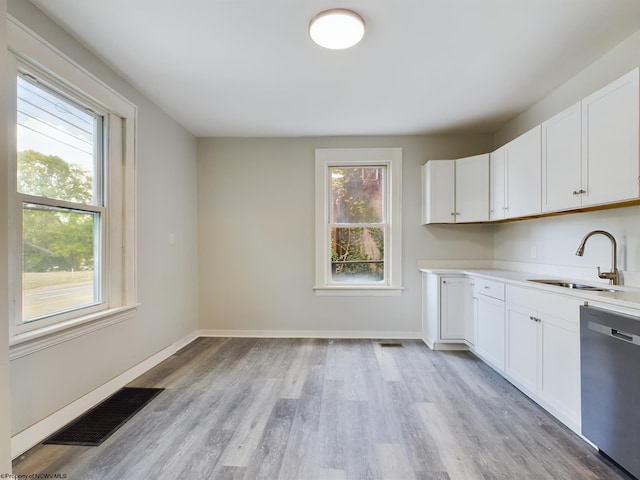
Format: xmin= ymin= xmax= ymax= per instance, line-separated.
xmin=22 ymin=203 xmax=99 ymax=321
xmin=331 ymin=227 xmax=384 ymax=283
xmin=330 ymin=167 xmax=384 ymax=224
xmin=17 ymin=76 xmax=99 ymax=204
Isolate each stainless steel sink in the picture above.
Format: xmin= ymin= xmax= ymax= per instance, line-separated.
xmin=528 ymin=279 xmax=617 ymax=292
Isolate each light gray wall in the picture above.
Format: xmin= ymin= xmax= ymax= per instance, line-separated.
xmin=493 ymin=29 xmax=640 ymax=276
xmin=0 ymin=0 xmax=12 ymax=470
xmin=197 ymin=135 xmax=494 ymax=334
xmin=7 ymin=1 xmax=199 ymax=435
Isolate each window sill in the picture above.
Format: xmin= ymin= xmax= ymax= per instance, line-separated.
xmin=9 ymin=304 xmax=139 ymax=360
xmin=313 ymin=286 xmax=404 ymax=297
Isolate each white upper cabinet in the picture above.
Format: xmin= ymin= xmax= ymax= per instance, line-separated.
xmin=422 ymin=154 xmax=489 ymax=224
xmin=423 ymin=68 xmax=640 ymax=225
xmin=541 ymin=102 xmax=582 ymax=213
xmin=489 ymin=147 xmax=507 ymax=221
xmin=456 ymin=154 xmax=490 ymax=223
xmin=504 ymin=125 xmax=542 ymax=219
xmin=422 ymin=160 xmax=455 ymax=224
xmin=542 ymin=68 xmax=640 ymax=213
xmin=582 ymin=67 xmax=639 ymax=207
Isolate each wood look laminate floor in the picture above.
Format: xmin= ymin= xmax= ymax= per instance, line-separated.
xmin=13 ymin=338 xmax=631 ymax=480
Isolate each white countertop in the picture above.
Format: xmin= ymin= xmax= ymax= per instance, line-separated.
xmin=418 ymin=266 xmax=640 ymax=311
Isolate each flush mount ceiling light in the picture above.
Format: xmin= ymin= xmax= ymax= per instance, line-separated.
xmin=309 ymin=9 xmax=365 ymax=50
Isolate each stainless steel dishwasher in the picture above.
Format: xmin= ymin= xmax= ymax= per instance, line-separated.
xmin=580 ymin=305 xmax=640 ymax=479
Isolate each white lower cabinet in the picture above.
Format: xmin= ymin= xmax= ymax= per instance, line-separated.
xmin=465 ymin=286 xmax=478 ymax=346
xmin=539 ymin=313 xmax=581 ymax=429
xmin=505 ymin=285 xmax=582 ymax=432
xmin=505 ymin=303 xmax=538 ymax=392
xmin=471 ymin=277 xmax=505 ymax=372
xmin=421 ymin=272 xmax=583 ymax=434
xmin=421 ymin=272 xmax=470 ymax=349
xmin=440 ymin=276 xmax=469 ymax=340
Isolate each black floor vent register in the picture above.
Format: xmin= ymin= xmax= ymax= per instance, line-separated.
xmin=43 ymin=387 xmax=164 ymax=447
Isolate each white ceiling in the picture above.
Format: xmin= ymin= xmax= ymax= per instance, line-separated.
xmin=28 ymin=0 xmax=640 ymax=137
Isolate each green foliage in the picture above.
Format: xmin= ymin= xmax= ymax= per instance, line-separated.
xmin=18 ymin=150 xmax=93 ymax=203
xmin=331 ymin=168 xmax=384 ymax=280
xmin=19 ymin=150 xmax=95 ymax=273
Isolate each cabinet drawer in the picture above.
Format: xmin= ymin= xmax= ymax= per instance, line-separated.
xmin=506 ymin=284 xmax=582 ymax=322
xmin=471 ymin=277 xmax=505 ymax=301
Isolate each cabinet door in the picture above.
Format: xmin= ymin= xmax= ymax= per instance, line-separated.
xmin=440 ymin=277 xmax=467 ymax=340
xmin=582 ymin=68 xmax=640 ymax=207
xmin=538 ymin=313 xmax=581 ymax=428
xmin=505 ymin=125 xmax=542 ymax=219
xmin=475 ymin=294 xmax=505 ymax=371
xmin=456 ymin=154 xmax=489 ymax=223
xmin=489 ymin=147 xmax=506 ymax=221
xmin=422 ymin=160 xmax=455 ymax=224
xmin=505 ymin=303 xmax=539 ymax=394
xmin=467 ymin=282 xmax=479 ymax=346
xmin=541 ymin=102 xmax=582 ymax=213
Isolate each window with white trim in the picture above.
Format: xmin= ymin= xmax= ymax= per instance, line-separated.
xmin=8 ymin=20 xmax=137 ymax=342
xmin=314 ymin=148 xmax=403 ymax=296
xmin=16 ymin=69 xmax=105 ymax=325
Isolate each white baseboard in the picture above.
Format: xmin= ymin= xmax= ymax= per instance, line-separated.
xmin=173 ymin=330 xmax=199 ymax=352
xmin=11 ymin=331 xmax=198 ymax=459
xmin=421 ymin=336 xmax=435 ymax=349
xmin=198 ymin=329 xmax=422 ymax=340
xmin=420 ymin=335 xmax=469 ymax=351
xmin=432 ymin=342 xmax=469 ymax=351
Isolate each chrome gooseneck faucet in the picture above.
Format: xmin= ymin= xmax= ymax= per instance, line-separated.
xmin=575 ymin=230 xmax=619 ymax=285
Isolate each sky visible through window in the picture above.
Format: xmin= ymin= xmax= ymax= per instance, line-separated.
xmin=17 ymin=75 xmax=95 ymax=173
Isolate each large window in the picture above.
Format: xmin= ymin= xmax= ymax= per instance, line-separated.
xmin=315 ymin=148 xmax=403 ymax=295
xmin=17 ymin=72 xmax=105 ymax=323
xmin=8 ymin=20 xmax=137 ymax=346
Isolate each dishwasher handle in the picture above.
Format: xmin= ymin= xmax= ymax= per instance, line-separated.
xmin=611 ymin=329 xmax=634 ymax=342
xmin=587 ymin=321 xmax=640 ymax=346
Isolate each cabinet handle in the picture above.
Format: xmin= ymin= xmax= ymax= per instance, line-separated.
xmin=572 ymin=189 xmax=586 ymax=195
xmin=529 ymin=316 xmax=541 ymax=322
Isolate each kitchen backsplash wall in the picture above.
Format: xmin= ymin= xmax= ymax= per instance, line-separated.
xmin=494 ymin=205 xmax=640 ymax=284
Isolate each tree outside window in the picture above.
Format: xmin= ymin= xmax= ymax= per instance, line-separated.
xmin=330 ymin=167 xmax=385 ymax=283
